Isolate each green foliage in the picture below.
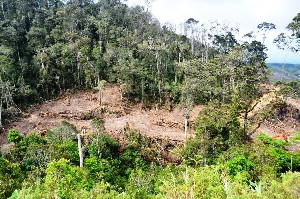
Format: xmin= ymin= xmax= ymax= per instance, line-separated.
xmin=157 ymin=165 xmax=226 ymax=199
xmin=6 ymin=133 xmax=47 ymax=167
xmin=0 ymin=3 xmax=298 ymax=196
xmin=256 ymin=133 xmax=300 ymax=173
xmin=225 ymin=155 xmax=254 ymax=182
xmin=0 ymin=158 xmax=23 ymax=198
xmin=257 ymin=133 xmax=288 ymax=147
xmin=191 ymin=102 xmax=242 ymax=164
xmin=268 ymin=171 xmax=300 ymax=199
xmin=45 ymin=121 xmax=77 ymax=143
xmin=246 ymin=142 xmax=279 ymax=181
xmin=48 ymin=140 xmax=79 ymax=166
xmin=91 ymin=117 xmax=105 ymax=131
xmin=274 ymin=13 xmax=300 ymax=52
xmin=181 ymin=138 xmax=205 ymax=166
xmin=88 ymin=132 xmax=119 ymax=159
xmin=4 ymin=129 xmax=300 ymax=198
xmin=84 ymin=157 xmax=121 ymax=188
xmin=44 ymin=159 xmax=88 ymax=199
xmin=290 ymin=131 xmax=300 ymax=144
xmin=276 ymin=80 xmax=300 ymax=98
xmin=7 ymin=129 xmax=23 ymax=143
xmin=125 ymin=169 xmax=155 ymax=199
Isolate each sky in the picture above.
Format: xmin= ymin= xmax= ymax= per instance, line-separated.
xmin=126 ymin=0 xmax=300 ymax=64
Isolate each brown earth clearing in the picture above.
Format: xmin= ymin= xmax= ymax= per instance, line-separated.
xmin=3 ymin=85 xmax=201 ymax=144
xmin=2 ymin=84 xmax=300 ymax=151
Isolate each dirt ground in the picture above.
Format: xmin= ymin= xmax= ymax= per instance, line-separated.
xmin=3 ymin=84 xmax=300 ymax=148
xmin=248 ymin=87 xmax=300 ymax=143
xmin=4 ymin=85 xmax=202 ymax=143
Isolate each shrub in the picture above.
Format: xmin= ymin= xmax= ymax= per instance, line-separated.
xmin=84 ymin=157 xmax=121 ymax=187
xmin=225 ymin=155 xmax=254 ymax=182
xmin=256 ymin=133 xmax=288 ymax=147
xmin=181 ymin=138 xmax=205 ymax=166
xmin=46 ymin=121 xmax=77 ymax=143
xmin=267 ymin=172 xmax=300 ymax=199
xmin=7 ymin=129 xmax=23 ymax=143
xmin=157 ymin=165 xmax=226 ymax=198
xmin=44 ymin=159 xmax=88 ymax=199
xmin=88 ymin=133 xmax=119 ymax=159
xmin=125 ymin=169 xmax=155 ymax=198
xmin=48 ymin=140 xmax=79 ymax=166
xmin=194 ymin=103 xmax=243 ymax=163
xmin=91 ymin=117 xmax=105 ymax=131
xmin=0 ymin=158 xmax=23 ymax=198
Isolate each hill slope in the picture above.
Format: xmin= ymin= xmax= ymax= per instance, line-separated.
xmin=5 ymin=85 xmax=201 ymax=143
xmin=268 ymin=63 xmax=300 ymax=82
xmin=3 ymin=85 xmax=300 ymax=149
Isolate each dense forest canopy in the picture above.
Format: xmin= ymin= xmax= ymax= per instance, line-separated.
xmin=0 ymin=0 xmax=300 ymax=198
xmin=0 ymin=0 xmax=270 ymax=122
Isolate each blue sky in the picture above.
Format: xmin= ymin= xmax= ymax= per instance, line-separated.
xmin=126 ymin=0 xmax=300 ymax=64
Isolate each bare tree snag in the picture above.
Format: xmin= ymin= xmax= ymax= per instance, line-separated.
xmin=77 ymin=134 xmax=83 ymax=167
xmin=98 ymin=80 xmax=106 ymax=106
xmin=120 ymin=83 xmax=126 ymax=103
xmin=184 ymin=114 xmax=188 ymax=141
xmin=0 ymin=89 xmax=2 ymax=128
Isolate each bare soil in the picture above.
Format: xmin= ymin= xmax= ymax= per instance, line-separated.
xmin=248 ymin=86 xmax=300 ymax=147
xmin=3 ymin=85 xmax=202 ymax=144
xmin=2 ymin=84 xmax=300 ymax=151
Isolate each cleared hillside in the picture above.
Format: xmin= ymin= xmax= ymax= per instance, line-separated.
xmin=5 ymin=85 xmax=202 ymax=144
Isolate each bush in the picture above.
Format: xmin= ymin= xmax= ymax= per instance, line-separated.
xmin=267 ymin=172 xmax=300 ymax=198
xmin=48 ymin=140 xmax=79 ymax=166
xmin=225 ymin=155 xmax=254 ymax=182
xmin=125 ymin=169 xmax=155 ymax=198
xmin=7 ymin=129 xmax=23 ymax=143
xmin=256 ymin=133 xmax=288 ymax=147
xmin=194 ymin=103 xmax=243 ymax=163
xmin=91 ymin=117 xmax=105 ymax=131
xmin=181 ymin=138 xmax=205 ymax=166
xmin=84 ymin=157 xmax=121 ymax=187
xmin=46 ymin=121 xmax=77 ymax=143
xmin=0 ymin=158 xmax=23 ymax=198
xmin=157 ymin=165 xmax=226 ymax=198
xmin=88 ymin=133 xmax=119 ymax=159
xmin=44 ymin=159 xmax=88 ymax=199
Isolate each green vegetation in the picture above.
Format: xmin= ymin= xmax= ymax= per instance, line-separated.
xmin=1 ymin=122 xmax=300 ymax=198
xmin=0 ymin=0 xmax=300 ymax=198
xmin=0 ymin=0 xmax=270 ymax=125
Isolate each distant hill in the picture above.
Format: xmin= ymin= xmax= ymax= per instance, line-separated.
xmin=268 ymin=63 xmax=300 ymax=82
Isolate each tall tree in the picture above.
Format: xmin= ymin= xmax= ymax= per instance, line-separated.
xmin=257 ymin=22 xmax=276 ymax=44
xmin=274 ymin=13 xmax=300 ymax=52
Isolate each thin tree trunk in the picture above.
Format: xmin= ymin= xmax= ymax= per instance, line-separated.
xmin=99 ymin=88 xmax=102 ymax=106
xmin=0 ymin=90 xmax=2 ymax=128
xmin=184 ymin=114 xmax=188 ymax=141
xmin=77 ymin=134 xmax=83 ymax=167
xmin=141 ymin=79 xmax=145 ymax=104
xmin=1 ymin=2 xmax=6 ymax=19
xmin=244 ymin=112 xmax=248 ymax=143
xmin=156 ymin=52 xmax=162 ymax=104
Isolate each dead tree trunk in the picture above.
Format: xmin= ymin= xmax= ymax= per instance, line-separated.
xmin=77 ymin=134 xmax=83 ymax=167
xmin=244 ymin=112 xmax=248 ymax=143
xmin=0 ymin=84 xmax=3 ymax=128
xmin=184 ymin=114 xmax=188 ymax=141
xmin=0 ymin=92 xmax=2 ymax=128
xmin=98 ymin=80 xmax=106 ymax=106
